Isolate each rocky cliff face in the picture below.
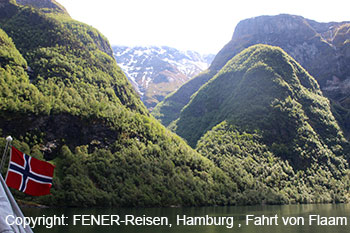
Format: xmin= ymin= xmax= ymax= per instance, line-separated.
xmin=323 ymin=24 xmax=350 ymax=105
xmin=212 ymin=14 xmax=348 ymax=85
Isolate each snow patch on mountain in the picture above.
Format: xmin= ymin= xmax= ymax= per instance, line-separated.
xmin=112 ymin=45 xmax=214 ymax=109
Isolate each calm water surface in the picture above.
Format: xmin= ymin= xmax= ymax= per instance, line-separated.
xmin=22 ymin=204 xmax=350 ymax=233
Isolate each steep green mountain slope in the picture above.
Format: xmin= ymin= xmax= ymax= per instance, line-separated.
xmin=173 ymin=44 xmax=348 ymax=166
xmin=174 ymin=44 xmax=350 ymax=203
xmin=197 ymin=122 xmax=350 ymax=204
xmin=0 ymin=0 xmax=238 ymax=207
xmin=153 ymin=15 xmax=350 ymax=132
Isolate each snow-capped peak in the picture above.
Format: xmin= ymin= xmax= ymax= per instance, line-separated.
xmin=112 ymin=45 xmax=214 ymax=109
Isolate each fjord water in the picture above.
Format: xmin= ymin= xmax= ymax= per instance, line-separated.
xmin=23 ymin=204 xmax=350 ymax=233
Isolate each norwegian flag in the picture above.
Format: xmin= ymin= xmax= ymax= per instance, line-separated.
xmin=5 ymin=147 xmax=55 ymax=196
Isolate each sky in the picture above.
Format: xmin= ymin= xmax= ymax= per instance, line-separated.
xmin=57 ymin=0 xmax=349 ymax=54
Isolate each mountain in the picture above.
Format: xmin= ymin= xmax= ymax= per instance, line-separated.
xmin=0 ymin=0 xmax=237 ymax=207
xmin=153 ymin=14 xmax=350 ymax=132
xmin=1 ymin=1 xmax=350 ymax=207
xmin=113 ymin=45 xmax=213 ymax=109
xmin=172 ymin=44 xmax=347 ymax=150
xmin=173 ymin=44 xmax=350 ymax=203
xmin=15 ymin=0 xmax=68 ymax=14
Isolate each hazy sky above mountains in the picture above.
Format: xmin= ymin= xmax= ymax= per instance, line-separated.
xmin=57 ymin=0 xmax=349 ymax=54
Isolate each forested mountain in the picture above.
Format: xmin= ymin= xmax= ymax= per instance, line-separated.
xmin=153 ymin=14 xmax=350 ymax=133
xmin=113 ymin=45 xmax=213 ymax=109
xmin=172 ymin=44 xmax=346 ymax=152
xmin=174 ymin=44 xmax=350 ymax=203
xmin=0 ymin=0 xmax=236 ymax=207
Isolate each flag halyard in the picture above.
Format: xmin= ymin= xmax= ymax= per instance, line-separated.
xmin=5 ymin=147 xmax=55 ymax=196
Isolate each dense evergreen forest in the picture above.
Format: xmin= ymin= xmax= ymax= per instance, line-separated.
xmin=0 ymin=0 xmax=236 ymax=207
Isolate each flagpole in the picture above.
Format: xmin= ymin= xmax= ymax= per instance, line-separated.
xmin=0 ymin=136 xmax=13 ymax=174
xmin=0 ymin=136 xmax=34 ymax=233
xmin=0 ymin=171 xmax=34 ymax=233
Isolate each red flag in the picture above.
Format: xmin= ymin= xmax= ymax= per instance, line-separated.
xmin=5 ymin=147 xmax=55 ymax=196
